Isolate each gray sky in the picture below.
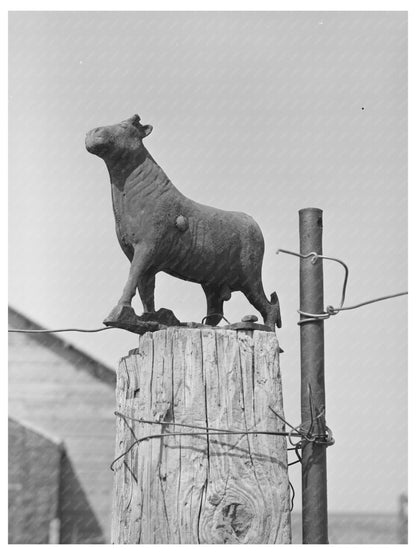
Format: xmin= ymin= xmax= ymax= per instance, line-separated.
xmin=9 ymin=11 xmax=407 ymax=513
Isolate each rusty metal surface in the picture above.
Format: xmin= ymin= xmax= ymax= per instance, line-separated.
xmin=86 ymin=115 xmax=281 ymax=332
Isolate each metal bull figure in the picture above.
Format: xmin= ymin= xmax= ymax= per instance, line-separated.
xmin=86 ymin=115 xmax=281 ymax=331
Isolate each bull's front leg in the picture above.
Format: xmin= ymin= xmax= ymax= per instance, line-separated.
xmin=104 ymin=245 xmax=155 ymax=325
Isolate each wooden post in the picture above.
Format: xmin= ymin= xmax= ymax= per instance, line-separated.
xmin=111 ymin=327 xmax=291 ymax=544
xmin=299 ymin=208 xmax=328 ymax=544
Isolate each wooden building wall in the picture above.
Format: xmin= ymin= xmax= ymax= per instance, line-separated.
xmin=8 ymin=307 xmax=117 ymax=543
xmin=8 ymin=418 xmax=62 ymax=544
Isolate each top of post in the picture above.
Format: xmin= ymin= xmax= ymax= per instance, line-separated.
xmin=299 ymin=208 xmax=323 ymax=230
xmin=299 ymin=207 xmax=323 ymax=215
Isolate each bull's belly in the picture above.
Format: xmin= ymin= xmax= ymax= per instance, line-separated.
xmin=163 ymin=266 xmax=239 ymax=288
xmin=159 ymin=242 xmax=244 ymax=289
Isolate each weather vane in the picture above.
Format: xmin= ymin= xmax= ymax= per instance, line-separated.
xmin=86 ymin=114 xmax=281 ymax=334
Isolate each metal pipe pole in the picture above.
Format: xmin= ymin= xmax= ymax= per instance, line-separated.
xmin=299 ymin=207 xmax=328 ymax=544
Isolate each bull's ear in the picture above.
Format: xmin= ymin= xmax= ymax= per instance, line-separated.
xmin=140 ymin=124 xmax=153 ymax=138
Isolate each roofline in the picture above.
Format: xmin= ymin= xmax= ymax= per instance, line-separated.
xmin=8 ymin=306 xmax=116 ymax=387
xmin=9 ymin=415 xmax=65 ymax=449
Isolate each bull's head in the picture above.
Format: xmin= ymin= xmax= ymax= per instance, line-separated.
xmin=85 ymin=114 xmax=153 ymax=163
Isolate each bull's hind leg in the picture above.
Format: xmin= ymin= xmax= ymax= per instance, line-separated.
xmin=242 ymin=280 xmax=282 ymax=330
xmin=202 ymin=285 xmax=225 ymax=326
xmin=137 ymin=271 xmax=155 ymax=313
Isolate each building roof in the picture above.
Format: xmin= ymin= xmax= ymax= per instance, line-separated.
xmin=9 ymin=415 xmax=64 ymax=448
xmin=8 ymin=306 xmax=116 ymax=386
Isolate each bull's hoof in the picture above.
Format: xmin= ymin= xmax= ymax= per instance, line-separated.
xmin=139 ymin=308 xmax=181 ymax=327
xmin=104 ymin=304 xmax=138 ymax=327
xmin=104 ymin=305 xmax=180 ymax=334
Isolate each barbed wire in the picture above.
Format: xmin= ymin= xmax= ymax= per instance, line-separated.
xmin=277 ymin=248 xmax=407 ymax=325
xmin=112 ymin=392 xmax=334 ymax=513
xmin=110 ymin=411 xmax=305 ymax=472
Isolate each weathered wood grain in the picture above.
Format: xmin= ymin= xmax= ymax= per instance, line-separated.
xmin=111 ymin=328 xmax=291 ymax=544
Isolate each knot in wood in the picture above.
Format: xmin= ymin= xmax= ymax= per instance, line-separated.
xmin=208 ymin=493 xmax=221 ymax=506
xmin=221 ymin=503 xmax=253 ymax=541
xmin=175 ymin=215 xmax=188 ymax=232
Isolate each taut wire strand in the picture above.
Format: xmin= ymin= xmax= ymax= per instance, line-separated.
xmin=8 ymin=312 xmax=232 ymax=334
xmin=8 ymin=326 xmax=117 ymax=333
xmin=276 ymin=248 xmax=407 ymax=324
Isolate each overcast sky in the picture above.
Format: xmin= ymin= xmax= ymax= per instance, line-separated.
xmin=9 ymin=11 xmax=407 ymax=514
